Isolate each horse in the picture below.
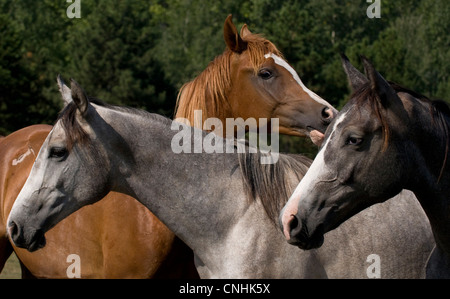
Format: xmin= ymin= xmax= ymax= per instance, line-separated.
xmin=8 ymin=78 xmax=434 ymax=278
xmin=280 ymin=55 xmax=444 ymax=278
xmin=175 ymin=15 xmax=336 ymax=142
xmin=0 ymin=15 xmax=336 ymax=278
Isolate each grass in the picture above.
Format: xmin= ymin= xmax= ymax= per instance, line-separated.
xmin=0 ymin=253 xmax=21 ymax=279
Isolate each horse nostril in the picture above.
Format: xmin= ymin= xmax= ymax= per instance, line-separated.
xmin=289 ymin=215 xmax=299 ymax=233
xmin=321 ymin=107 xmax=333 ymax=120
xmin=283 ymin=214 xmax=301 ymax=241
xmin=8 ymin=220 xmax=19 ymax=239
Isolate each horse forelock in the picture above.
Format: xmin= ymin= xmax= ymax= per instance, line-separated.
xmin=243 ymin=33 xmax=283 ymax=75
xmin=238 ymin=152 xmax=311 ymax=226
xmin=57 ymin=102 xmax=91 ymax=151
xmin=351 ymin=83 xmax=392 ymax=151
xmin=175 ymin=33 xmax=283 ymax=127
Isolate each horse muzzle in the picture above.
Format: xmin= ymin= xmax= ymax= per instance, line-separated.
xmin=280 ymin=210 xmax=325 ymax=250
xmin=7 ymin=219 xmax=47 ymax=252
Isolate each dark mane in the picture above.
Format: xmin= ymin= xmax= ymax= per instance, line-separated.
xmin=57 ymin=102 xmax=91 ymax=151
xmin=351 ymin=83 xmax=392 ymax=151
xmin=239 ymin=151 xmax=311 ymax=225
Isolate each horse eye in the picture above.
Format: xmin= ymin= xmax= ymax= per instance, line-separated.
xmin=258 ymin=69 xmax=273 ymax=80
xmin=347 ymin=137 xmax=363 ymax=146
xmin=49 ymin=147 xmax=68 ymax=159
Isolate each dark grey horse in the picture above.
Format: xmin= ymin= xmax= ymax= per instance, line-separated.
xmin=280 ymin=55 xmax=449 ymax=278
xmin=8 ymin=77 xmax=433 ymax=278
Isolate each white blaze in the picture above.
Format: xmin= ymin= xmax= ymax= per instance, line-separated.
xmin=281 ymin=111 xmax=348 ymax=240
xmin=264 ymin=53 xmax=332 ymax=108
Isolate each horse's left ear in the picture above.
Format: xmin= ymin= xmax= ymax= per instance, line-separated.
xmin=70 ymin=79 xmax=89 ymax=116
xmin=224 ymin=14 xmax=247 ymax=53
xmin=57 ymin=74 xmax=72 ymax=107
xmin=361 ymin=56 xmax=400 ymax=109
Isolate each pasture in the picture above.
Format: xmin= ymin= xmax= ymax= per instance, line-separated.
xmin=0 ymin=255 xmax=20 ymax=279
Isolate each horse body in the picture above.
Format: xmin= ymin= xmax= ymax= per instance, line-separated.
xmin=8 ymin=80 xmax=433 ymax=278
xmin=280 ymin=56 xmax=442 ymax=277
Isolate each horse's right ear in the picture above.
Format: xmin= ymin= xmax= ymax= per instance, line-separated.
xmin=340 ymin=54 xmax=368 ymax=91
xmin=361 ymin=55 xmax=400 ymax=110
xmin=224 ymin=14 xmax=247 ymax=53
xmin=70 ymin=78 xmax=89 ymax=117
xmin=57 ymin=74 xmax=72 ymax=107
xmin=240 ymin=24 xmax=252 ymax=38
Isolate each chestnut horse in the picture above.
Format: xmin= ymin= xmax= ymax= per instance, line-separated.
xmin=0 ymin=16 xmax=334 ymax=278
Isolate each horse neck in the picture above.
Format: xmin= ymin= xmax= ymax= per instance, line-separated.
xmin=175 ymin=52 xmax=234 ymax=135
xmin=413 ymin=182 xmax=450 ymax=255
xmin=106 ymin=110 xmax=250 ymax=252
xmin=405 ymin=97 xmax=450 ymax=255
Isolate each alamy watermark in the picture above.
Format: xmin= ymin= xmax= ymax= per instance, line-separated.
xmin=171 ymin=110 xmax=280 ymax=164
xmin=366 ymin=0 xmax=381 ymax=19
xmin=64 ymin=252 xmax=381 ymax=278
xmin=366 ymin=253 xmax=381 ymax=278
xmin=66 ymin=0 xmax=81 ymax=19
xmin=66 ymin=253 xmax=81 ymax=278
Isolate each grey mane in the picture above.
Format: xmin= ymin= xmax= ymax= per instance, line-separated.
xmin=239 ymin=151 xmax=311 ymax=225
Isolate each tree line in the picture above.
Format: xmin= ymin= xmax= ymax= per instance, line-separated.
xmin=0 ymin=0 xmax=448 ymax=155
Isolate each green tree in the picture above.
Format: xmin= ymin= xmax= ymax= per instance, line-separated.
xmin=0 ymin=12 xmax=45 ymax=135
xmin=154 ymin=0 xmax=249 ymax=89
xmin=64 ymin=0 xmax=176 ymax=116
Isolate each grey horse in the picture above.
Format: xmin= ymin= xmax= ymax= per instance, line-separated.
xmin=280 ymin=55 xmax=448 ymax=278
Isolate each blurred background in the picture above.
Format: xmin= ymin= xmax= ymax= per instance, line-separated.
xmin=0 ymin=0 xmax=448 ymax=157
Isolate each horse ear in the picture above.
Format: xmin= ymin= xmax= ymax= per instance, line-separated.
xmin=240 ymin=24 xmax=252 ymax=38
xmin=340 ymin=53 xmax=368 ymax=91
xmin=361 ymin=56 xmax=400 ymax=108
xmin=70 ymin=78 xmax=89 ymax=116
xmin=224 ymin=14 xmax=247 ymax=53
xmin=57 ymin=74 xmax=72 ymax=107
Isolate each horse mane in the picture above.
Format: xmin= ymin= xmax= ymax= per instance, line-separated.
xmin=239 ymin=151 xmax=311 ymax=226
xmin=175 ymin=33 xmax=284 ymax=127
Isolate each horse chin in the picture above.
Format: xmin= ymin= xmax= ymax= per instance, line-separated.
xmin=13 ymin=229 xmax=47 ymax=252
xmin=289 ymin=234 xmax=324 ymax=250
xmin=27 ymin=233 xmax=47 ymax=252
xmin=277 ymin=126 xmax=308 ymax=138
xmin=287 ymin=222 xmax=325 ymax=250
